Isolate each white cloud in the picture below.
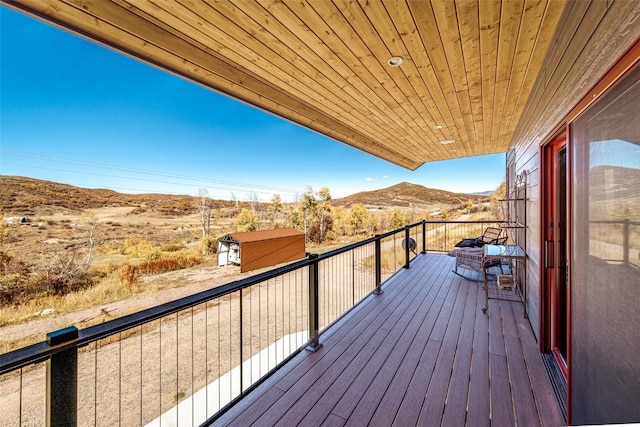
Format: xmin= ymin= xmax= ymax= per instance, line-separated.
xmin=365 ymin=175 xmax=388 ymax=182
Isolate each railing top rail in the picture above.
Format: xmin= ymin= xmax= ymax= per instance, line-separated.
xmin=0 ymin=224 xmax=418 ymax=373
xmin=424 ymin=220 xmax=502 ymax=224
xmin=1 ymin=255 xmax=311 ymax=373
xmin=0 ymin=219 xmax=479 ymax=374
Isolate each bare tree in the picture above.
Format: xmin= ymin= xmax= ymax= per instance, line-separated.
xmin=197 ymin=189 xmax=215 ymax=255
xmin=247 ymin=191 xmax=260 ymax=212
xmin=230 ymin=192 xmax=239 ymax=211
xmin=82 ymin=212 xmax=98 ymax=269
xmin=268 ymin=193 xmax=284 ymax=227
xmin=198 ymin=188 xmax=212 ymax=239
xmin=247 ymin=191 xmax=262 ymax=224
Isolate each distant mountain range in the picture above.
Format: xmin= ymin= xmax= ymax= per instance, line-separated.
xmin=331 ymin=182 xmax=489 ymax=209
xmin=0 ymin=176 xmax=235 ymax=215
xmin=469 ymin=190 xmax=495 ymax=197
xmin=0 ymin=176 xmax=492 ymax=214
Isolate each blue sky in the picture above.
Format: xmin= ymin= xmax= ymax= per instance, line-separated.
xmin=0 ymin=7 xmax=505 ymax=202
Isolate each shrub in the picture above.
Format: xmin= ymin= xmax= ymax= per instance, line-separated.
xmin=1 ymin=250 xmax=29 ymax=276
xmin=136 ymin=252 xmax=202 ymax=275
xmin=35 ymin=253 xmax=93 ymax=295
xmin=161 ymin=243 xmax=184 ymax=252
xmin=200 ymin=236 xmax=218 ymax=255
xmin=0 ymin=273 xmax=27 ymax=304
xmin=88 ymin=263 xmax=118 ymax=279
xmin=130 ymin=206 xmax=148 ymax=215
xmin=122 ymin=237 xmax=160 ymax=261
xmin=1 ymin=251 xmax=99 ymax=304
xmin=119 ymin=264 xmax=138 ymax=286
xmin=307 ymin=216 xmax=334 ymax=244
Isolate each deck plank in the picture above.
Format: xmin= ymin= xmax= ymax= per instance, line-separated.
xmin=515 ymin=306 xmax=567 ymax=426
xmin=297 ymin=260 xmax=443 ymax=425
xmin=248 ymin=256 xmax=439 ymax=426
xmin=390 ymin=269 xmax=464 ymax=426
xmin=466 ymin=283 xmax=491 ymax=427
xmin=490 ymin=352 xmax=515 ymax=427
xmin=213 ymin=254 xmax=564 ymax=427
xmin=224 ymin=288 xmax=404 ymax=426
xmin=247 ymin=300 xmax=406 ymax=424
xmin=502 ymin=300 xmax=540 ymax=426
xmin=440 ymin=280 xmax=478 ymax=426
xmin=489 ymin=297 xmax=507 ymax=356
xmin=325 ymin=255 xmax=449 ymax=422
xmin=417 ymin=275 xmax=469 ymax=426
xmin=362 ymin=261 xmax=455 ymax=426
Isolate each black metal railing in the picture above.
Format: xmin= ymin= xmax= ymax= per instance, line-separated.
xmin=423 ymin=220 xmax=506 ymax=252
xmin=0 ymin=221 xmax=438 ymax=426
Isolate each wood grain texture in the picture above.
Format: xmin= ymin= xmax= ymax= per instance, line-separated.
xmin=6 ymin=0 xmax=604 ymax=169
xmin=513 ymin=0 xmax=640 ymax=151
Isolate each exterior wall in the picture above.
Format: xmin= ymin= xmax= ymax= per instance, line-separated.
xmin=239 ymin=234 xmax=305 ymax=273
xmin=508 ymin=145 xmax=542 ymax=339
xmin=509 ymin=1 xmax=640 ymax=424
xmin=509 ymin=0 xmax=640 ymax=342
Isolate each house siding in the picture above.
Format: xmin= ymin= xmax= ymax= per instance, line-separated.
xmin=510 ymin=0 xmax=640 ymax=343
xmin=509 ymin=1 xmax=640 ymax=423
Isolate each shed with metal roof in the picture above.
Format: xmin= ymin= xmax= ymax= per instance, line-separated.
xmin=217 ymin=228 xmax=305 ymax=273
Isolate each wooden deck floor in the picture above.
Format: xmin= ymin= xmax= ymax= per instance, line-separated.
xmin=214 ymin=254 xmax=565 ymax=426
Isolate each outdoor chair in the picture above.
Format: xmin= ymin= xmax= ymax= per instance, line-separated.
xmin=449 ymin=246 xmax=507 ymax=282
xmin=452 ymin=247 xmax=484 ymax=280
xmin=454 ymin=226 xmax=506 ymax=248
xmin=449 ymin=229 xmax=509 ymax=281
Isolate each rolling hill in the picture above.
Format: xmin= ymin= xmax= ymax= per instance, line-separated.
xmin=333 ymin=182 xmax=489 ymax=209
xmin=0 ymin=176 xmax=236 ymax=216
xmin=0 ymin=176 xmax=491 ymax=216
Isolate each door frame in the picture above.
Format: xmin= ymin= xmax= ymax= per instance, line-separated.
xmin=540 ymin=131 xmax=572 ymax=381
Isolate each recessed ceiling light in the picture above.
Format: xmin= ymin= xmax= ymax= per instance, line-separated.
xmin=434 ymin=125 xmax=443 ymax=130
xmin=387 ymin=56 xmax=404 ymax=67
xmin=440 ymin=139 xmax=455 ymax=145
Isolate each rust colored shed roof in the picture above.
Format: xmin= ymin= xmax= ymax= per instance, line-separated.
xmin=228 ymin=228 xmax=304 ymax=244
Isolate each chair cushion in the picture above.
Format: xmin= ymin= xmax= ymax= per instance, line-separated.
xmin=454 ymin=237 xmax=482 ymax=248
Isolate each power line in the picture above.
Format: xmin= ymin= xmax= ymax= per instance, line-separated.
xmin=1 ymin=150 xmax=302 ymax=193
xmin=1 ymin=150 xmax=304 ymax=198
xmin=0 ymin=161 xmax=302 ymax=200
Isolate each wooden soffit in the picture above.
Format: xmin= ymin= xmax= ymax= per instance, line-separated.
xmin=4 ymin=0 xmax=568 ymax=169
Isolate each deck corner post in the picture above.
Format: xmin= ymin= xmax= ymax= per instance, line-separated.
xmin=374 ymin=235 xmax=383 ymax=295
xmin=306 ymin=253 xmax=322 ymax=352
xmin=421 ymin=220 xmax=427 ymax=254
xmin=46 ymin=326 xmax=79 ymax=427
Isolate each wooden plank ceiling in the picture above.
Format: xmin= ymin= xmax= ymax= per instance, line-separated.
xmin=5 ymin=0 xmax=568 ymax=170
